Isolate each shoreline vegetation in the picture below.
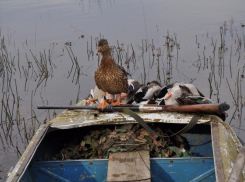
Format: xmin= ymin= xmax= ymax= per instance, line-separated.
xmin=0 ymin=21 xmax=245 ymax=179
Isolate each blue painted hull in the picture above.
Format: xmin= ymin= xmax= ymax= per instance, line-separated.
xmin=19 ymin=124 xmax=216 ymax=182
xmin=21 ymin=158 xmax=215 ymax=182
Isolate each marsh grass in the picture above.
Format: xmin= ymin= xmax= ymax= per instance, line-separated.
xmin=0 ymin=21 xmax=244 ymax=164
xmin=0 ymin=37 xmax=62 ymax=151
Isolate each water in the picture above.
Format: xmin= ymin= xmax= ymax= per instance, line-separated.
xmin=0 ymin=0 xmax=245 ymax=180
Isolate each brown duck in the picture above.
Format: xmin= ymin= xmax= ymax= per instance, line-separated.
xmin=95 ymin=39 xmax=128 ymax=109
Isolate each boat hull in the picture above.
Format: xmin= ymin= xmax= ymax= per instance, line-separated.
xmin=21 ymin=158 xmax=215 ymax=182
xmin=7 ymin=101 xmax=244 ymax=182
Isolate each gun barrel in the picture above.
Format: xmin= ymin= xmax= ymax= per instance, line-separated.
xmin=38 ymin=102 xmax=229 ymax=113
xmin=37 ymin=105 xmax=140 ymax=111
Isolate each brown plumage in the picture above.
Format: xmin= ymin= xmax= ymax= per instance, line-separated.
xmin=95 ymin=39 xmax=128 ymax=108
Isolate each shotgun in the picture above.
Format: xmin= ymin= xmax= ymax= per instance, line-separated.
xmin=37 ymin=102 xmax=229 ymax=113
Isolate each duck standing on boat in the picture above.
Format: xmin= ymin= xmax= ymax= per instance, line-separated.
xmin=95 ymin=39 xmax=128 ymax=109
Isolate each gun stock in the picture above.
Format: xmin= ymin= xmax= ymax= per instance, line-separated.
xmin=139 ymin=102 xmax=229 ymax=113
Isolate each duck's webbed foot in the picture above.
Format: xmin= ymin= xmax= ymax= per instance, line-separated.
xmin=97 ymin=92 xmax=110 ymax=109
xmin=97 ymin=99 xmax=109 ymax=109
xmin=109 ymin=95 xmax=117 ymax=104
xmin=112 ymin=93 xmax=122 ymax=106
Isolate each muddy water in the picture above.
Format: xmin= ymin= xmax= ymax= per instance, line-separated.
xmin=0 ymin=0 xmax=245 ymax=180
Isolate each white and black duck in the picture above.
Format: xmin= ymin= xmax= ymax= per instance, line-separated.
xmin=133 ymin=81 xmax=162 ymax=104
xmin=155 ymin=82 xmax=214 ymax=105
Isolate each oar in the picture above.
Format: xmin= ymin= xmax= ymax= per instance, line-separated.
xmin=37 ymin=102 xmax=230 ymax=113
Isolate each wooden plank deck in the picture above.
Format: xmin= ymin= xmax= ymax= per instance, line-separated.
xmin=107 ymin=151 xmax=151 ymax=182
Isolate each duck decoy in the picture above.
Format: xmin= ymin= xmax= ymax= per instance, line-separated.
xmin=95 ymin=39 xmax=128 ymax=109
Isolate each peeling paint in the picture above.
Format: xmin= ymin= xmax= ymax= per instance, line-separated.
xmin=49 ymin=100 xmax=215 ymax=129
xmin=8 ymin=100 xmax=243 ymax=182
xmin=79 ymin=174 xmax=95 ymax=181
xmin=218 ymin=122 xmax=245 ymax=181
xmin=7 ymin=123 xmax=50 ymax=182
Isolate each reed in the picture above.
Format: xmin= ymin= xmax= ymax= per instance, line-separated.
xmin=0 ymin=21 xmax=245 ymax=167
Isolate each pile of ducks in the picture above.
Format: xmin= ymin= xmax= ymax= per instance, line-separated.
xmin=88 ymin=39 xmax=213 ymax=108
xmin=87 ymin=80 xmax=214 ymax=107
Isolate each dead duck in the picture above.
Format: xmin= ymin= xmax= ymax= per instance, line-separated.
xmin=133 ymin=84 xmax=148 ymax=103
xmin=121 ymin=79 xmax=141 ymax=104
xmin=147 ymin=80 xmax=162 ymax=87
xmin=86 ymin=86 xmax=111 ymax=105
xmin=155 ymin=82 xmax=181 ymax=100
xmin=157 ymin=82 xmax=213 ymax=105
xmin=176 ymin=84 xmax=213 ymax=104
xmin=133 ymin=81 xmax=162 ymax=104
xmin=95 ymin=39 xmax=128 ymax=109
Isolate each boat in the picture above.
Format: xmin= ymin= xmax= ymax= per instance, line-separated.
xmin=7 ymin=100 xmax=245 ymax=182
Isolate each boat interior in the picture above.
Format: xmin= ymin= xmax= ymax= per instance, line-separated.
xmin=20 ymin=123 xmax=215 ymax=182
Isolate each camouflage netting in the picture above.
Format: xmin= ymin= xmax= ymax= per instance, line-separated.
xmin=47 ymin=124 xmax=191 ymax=160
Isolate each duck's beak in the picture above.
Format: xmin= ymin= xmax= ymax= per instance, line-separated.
xmin=96 ymin=46 xmax=102 ymax=55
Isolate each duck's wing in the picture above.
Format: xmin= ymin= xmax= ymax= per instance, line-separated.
xmin=180 ymin=84 xmax=205 ymax=97
xmin=116 ymin=65 xmax=128 ymax=93
xmin=155 ymin=86 xmax=169 ymax=98
xmin=94 ymin=70 xmax=103 ymax=90
xmin=176 ymin=96 xmax=214 ymax=105
xmin=196 ymin=88 xmax=205 ymax=97
xmin=176 ymin=97 xmax=197 ymax=105
xmin=134 ymin=85 xmax=148 ymax=103
xmin=143 ymin=85 xmax=161 ymax=100
xmin=117 ymin=64 xmax=127 ymax=76
xmin=179 ymin=85 xmax=193 ymax=96
xmin=155 ymin=82 xmax=182 ymax=99
xmin=147 ymin=80 xmax=162 ymax=87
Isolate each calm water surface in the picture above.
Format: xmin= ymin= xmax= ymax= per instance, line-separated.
xmin=0 ymin=0 xmax=245 ymax=180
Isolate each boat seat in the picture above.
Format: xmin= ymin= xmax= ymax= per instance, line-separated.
xmin=107 ymin=151 xmax=151 ymax=182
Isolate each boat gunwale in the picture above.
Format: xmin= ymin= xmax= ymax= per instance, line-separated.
xmin=8 ymin=106 xmax=239 ymax=182
xmin=49 ymin=110 xmax=219 ymax=130
xmin=30 ymin=156 xmax=215 ymax=164
xmin=48 ymin=100 xmax=219 ymax=129
xmin=6 ymin=123 xmax=51 ymax=182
